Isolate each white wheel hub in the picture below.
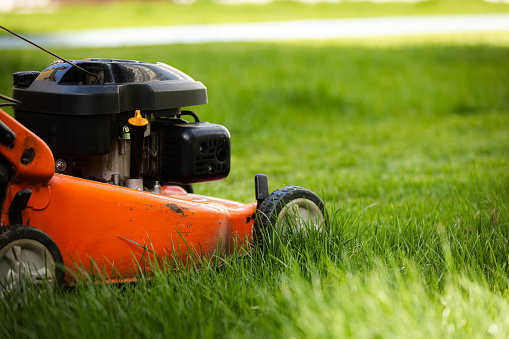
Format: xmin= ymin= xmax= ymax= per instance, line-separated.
xmin=277 ymin=198 xmax=325 ymax=234
xmin=0 ymin=239 xmax=56 ymax=293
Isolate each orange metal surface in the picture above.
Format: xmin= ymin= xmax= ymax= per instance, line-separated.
xmin=0 ymin=109 xmax=54 ymax=184
xmin=0 ymin=108 xmax=256 ymax=281
xmin=21 ymin=175 xmax=256 ymax=279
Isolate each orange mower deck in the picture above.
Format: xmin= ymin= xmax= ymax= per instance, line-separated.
xmin=0 ymin=108 xmax=256 ymax=281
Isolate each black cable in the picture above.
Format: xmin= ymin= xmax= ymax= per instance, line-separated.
xmin=0 ymin=94 xmax=21 ymax=107
xmin=0 ymin=25 xmax=98 ymax=79
xmin=180 ymin=111 xmax=200 ymax=122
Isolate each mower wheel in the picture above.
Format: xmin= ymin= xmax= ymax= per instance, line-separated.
xmin=0 ymin=225 xmax=64 ymax=293
xmin=254 ymin=186 xmax=328 ymax=242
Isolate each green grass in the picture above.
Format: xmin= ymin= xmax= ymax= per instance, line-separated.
xmin=1 ymin=0 xmax=509 ymax=34
xmin=0 ymin=33 xmax=508 ymax=337
xmin=1 ymin=201 xmax=508 ymax=338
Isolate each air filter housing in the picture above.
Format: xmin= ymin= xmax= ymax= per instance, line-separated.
xmin=151 ymin=120 xmax=231 ymax=184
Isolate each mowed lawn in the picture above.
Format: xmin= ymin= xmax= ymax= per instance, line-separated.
xmin=0 ymin=31 xmax=508 ymax=338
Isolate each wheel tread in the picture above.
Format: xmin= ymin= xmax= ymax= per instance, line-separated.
xmin=254 ymin=186 xmax=327 ymax=243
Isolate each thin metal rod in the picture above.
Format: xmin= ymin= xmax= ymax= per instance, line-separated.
xmin=0 ymin=93 xmax=21 ymax=105
xmin=0 ymin=25 xmax=97 ymax=79
xmin=0 ymin=93 xmax=21 ymax=107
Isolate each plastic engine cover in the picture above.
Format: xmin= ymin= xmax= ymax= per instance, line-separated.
xmin=153 ymin=121 xmax=231 ymax=184
xmin=12 ymin=59 xmax=208 ymax=156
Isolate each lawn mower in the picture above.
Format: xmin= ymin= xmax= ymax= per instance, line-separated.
xmin=0 ymin=51 xmax=327 ymax=291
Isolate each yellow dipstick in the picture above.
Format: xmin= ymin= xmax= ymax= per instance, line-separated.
xmin=128 ymin=110 xmax=148 ymax=126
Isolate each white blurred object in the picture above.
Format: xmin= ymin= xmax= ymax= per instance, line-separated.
xmin=1 ymin=13 xmax=509 ymax=49
xmin=0 ymin=0 xmax=16 ymax=12
xmin=173 ymin=0 xmax=196 ymax=4
xmin=0 ymin=0 xmax=52 ymax=12
xmin=217 ymin=0 xmax=425 ymax=3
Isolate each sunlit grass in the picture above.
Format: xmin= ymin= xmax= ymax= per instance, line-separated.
xmin=0 ymin=194 xmax=507 ymax=338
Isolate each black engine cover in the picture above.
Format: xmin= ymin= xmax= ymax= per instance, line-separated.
xmin=152 ymin=120 xmax=230 ymax=184
xmin=13 ymin=59 xmax=207 ymax=156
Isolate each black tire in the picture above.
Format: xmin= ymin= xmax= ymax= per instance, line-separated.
xmin=254 ymin=186 xmax=328 ymax=243
xmin=0 ymin=225 xmax=64 ymax=292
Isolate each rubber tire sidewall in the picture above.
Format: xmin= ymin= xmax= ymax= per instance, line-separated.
xmin=0 ymin=225 xmax=65 ymax=288
xmin=254 ymin=186 xmax=328 ymax=244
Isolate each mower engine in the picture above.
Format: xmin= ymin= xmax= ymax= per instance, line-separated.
xmin=12 ymin=59 xmax=230 ymax=192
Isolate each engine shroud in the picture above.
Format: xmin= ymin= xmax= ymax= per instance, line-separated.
xmin=13 ymin=58 xmax=207 ymax=156
xmin=11 ymin=58 xmax=231 ymax=186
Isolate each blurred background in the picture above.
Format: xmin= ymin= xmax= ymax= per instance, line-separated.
xmin=0 ymin=0 xmax=460 ymax=13
xmin=2 ymin=0 xmax=509 ymax=13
